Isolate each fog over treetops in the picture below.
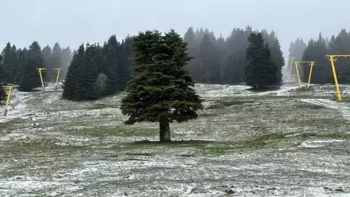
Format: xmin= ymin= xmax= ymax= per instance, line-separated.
xmin=1 ymin=0 xmax=350 ymax=57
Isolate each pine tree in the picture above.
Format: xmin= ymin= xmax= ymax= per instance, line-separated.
xmin=120 ymin=36 xmax=133 ymax=88
xmin=75 ymin=44 xmax=99 ymax=100
xmin=288 ymin=38 xmax=307 ymax=75
xmin=263 ymin=31 xmax=284 ymax=84
xmin=62 ymin=45 xmax=85 ymax=100
xmin=50 ymin=43 xmax=62 ymax=82
xmin=121 ymin=30 xmax=203 ymax=142
xmin=103 ymin=35 xmax=120 ymax=94
xmin=2 ymin=43 xmax=18 ymax=84
xmin=16 ymin=48 xmax=28 ymax=84
xmin=302 ymin=34 xmax=328 ymax=84
xmin=0 ymin=81 xmax=6 ymax=102
xmin=223 ymin=28 xmax=249 ymax=84
xmin=245 ymin=32 xmax=277 ymax=89
xmin=198 ymin=34 xmax=221 ymax=83
xmin=60 ymin=47 xmax=73 ymax=81
xmin=19 ymin=41 xmax=43 ymax=91
xmin=42 ymin=45 xmax=52 ymax=82
xmin=184 ymin=27 xmax=199 ymax=79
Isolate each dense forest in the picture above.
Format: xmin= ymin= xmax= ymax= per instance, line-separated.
xmin=184 ymin=26 xmax=284 ymax=85
xmin=0 ymin=26 xmax=284 ymax=100
xmin=0 ymin=42 xmax=72 ymax=88
xmin=288 ymin=29 xmax=350 ymax=84
xmin=62 ymin=35 xmax=133 ymax=100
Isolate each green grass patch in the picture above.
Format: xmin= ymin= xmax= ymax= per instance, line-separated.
xmin=0 ymin=139 xmax=86 ymax=154
xmin=81 ymin=125 xmax=157 ymax=137
xmin=237 ymin=133 xmax=287 ymax=149
xmin=294 ymin=102 xmax=326 ymax=109
xmin=0 ymin=122 xmax=13 ymax=132
xmin=298 ymin=132 xmax=350 ymax=139
xmin=332 ymin=96 xmax=350 ymax=102
xmin=296 ymin=86 xmax=314 ymax=91
xmin=295 ymin=118 xmax=350 ymax=127
xmin=89 ymin=103 xmax=119 ymax=110
xmin=207 ymin=100 xmax=256 ymax=109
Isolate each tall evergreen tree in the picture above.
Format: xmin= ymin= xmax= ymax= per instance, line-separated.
xmin=121 ymin=30 xmax=203 ymax=142
xmin=184 ymin=27 xmax=198 ymax=78
xmin=63 ymin=45 xmax=85 ymax=100
xmin=15 ymin=48 xmax=28 ymax=84
xmin=50 ymin=43 xmax=62 ymax=82
xmin=223 ymin=28 xmax=249 ymax=84
xmin=288 ymin=38 xmax=307 ymax=75
xmin=263 ymin=31 xmax=284 ymax=84
xmin=60 ymin=47 xmax=73 ymax=81
xmin=75 ymin=44 xmax=99 ymax=100
xmin=19 ymin=42 xmax=43 ymax=91
xmin=103 ymin=35 xmax=120 ymax=92
xmin=198 ymin=34 xmax=221 ymax=83
xmin=42 ymin=45 xmax=52 ymax=81
xmin=120 ymin=36 xmax=133 ymax=88
xmin=245 ymin=32 xmax=278 ymax=89
xmin=302 ymin=34 xmax=328 ymax=84
xmin=2 ymin=43 xmax=19 ymax=84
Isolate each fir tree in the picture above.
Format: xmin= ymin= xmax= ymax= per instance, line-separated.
xmin=245 ymin=32 xmax=277 ymax=89
xmin=184 ymin=27 xmax=198 ymax=79
xmin=0 ymin=82 xmax=6 ymax=102
xmin=2 ymin=43 xmax=19 ymax=84
xmin=121 ymin=30 xmax=203 ymax=142
xmin=50 ymin=43 xmax=62 ymax=82
xmin=103 ymin=36 xmax=119 ymax=94
xmin=120 ymin=36 xmax=133 ymax=88
xmin=18 ymin=41 xmax=43 ymax=91
xmin=75 ymin=44 xmax=99 ymax=100
xmin=16 ymin=48 xmax=28 ymax=84
xmin=62 ymin=45 xmax=85 ymax=100
xmin=198 ymin=34 xmax=220 ymax=83
xmin=42 ymin=45 xmax=52 ymax=81
xmin=60 ymin=47 xmax=73 ymax=81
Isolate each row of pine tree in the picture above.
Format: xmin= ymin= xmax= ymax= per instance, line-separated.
xmin=0 ymin=42 xmax=72 ymax=91
xmin=288 ymin=29 xmax=350 ymax=84
xmin=62 ymin=35 xmax=133 ymax=100
xmin=184 ymin=26 xmax=285 ymax=84
xmin=1 ymin=26 xmax=285 ymax=101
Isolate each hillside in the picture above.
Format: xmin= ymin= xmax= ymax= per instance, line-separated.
xmin=1 ymin=83 xmax=350 ymax=196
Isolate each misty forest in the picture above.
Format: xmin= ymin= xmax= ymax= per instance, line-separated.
xmin=1 ymin=25 xmax=350 ymax=196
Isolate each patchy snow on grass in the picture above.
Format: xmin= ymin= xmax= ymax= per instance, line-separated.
xmin=300 ymin=139 xmax=346 ymax=148
xmin=1 ymin=83 xmax=350 ymax=196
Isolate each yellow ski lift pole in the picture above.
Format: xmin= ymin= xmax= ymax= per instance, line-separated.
xmin=37 ymin=68 xmax=45 ymax=91
xmin=3 ymin=85 xmax=13 ymax=116
xmin=293 ymin=61 xmax=302 ymax=88
xmin=325 ymin=55 xmax=349 ymax=101
xmin=306 ymin=61 xmax=315 ymax=88
xmin=54 ymin=68 xmax=61 ymax=91
xmin=296 ymin=61 xmax=316 ymax=88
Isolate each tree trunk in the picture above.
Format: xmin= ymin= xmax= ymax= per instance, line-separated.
xmin=159 ymin=118 xmax=171 ymax=142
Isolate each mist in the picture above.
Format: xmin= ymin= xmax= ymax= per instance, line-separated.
xmin=2 ymin=0 xmax=350 ymax=56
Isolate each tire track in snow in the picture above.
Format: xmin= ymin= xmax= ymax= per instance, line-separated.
xmin=299 ymin=98 xmax=350 ymax=120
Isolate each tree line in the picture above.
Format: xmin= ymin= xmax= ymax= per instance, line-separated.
xmin=62 ymin=35 xmax=133 ymax=100
xmin=0 ymin=42 xmax=72 ymax=91
xmin=184 ymin=26 xmax=284 ymax=85
xmin=1 ymin=25 xmax=284 ymax=99
xmin=288 ymin=29 xmax=350 ymax=84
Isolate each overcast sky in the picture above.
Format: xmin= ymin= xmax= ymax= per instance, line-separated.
xmin=1 ymin=0 xmax=349 ymax=59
